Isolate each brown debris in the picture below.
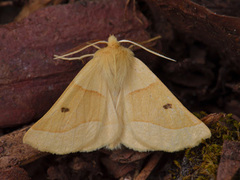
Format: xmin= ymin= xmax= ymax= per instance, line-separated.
xmin=47 ymin=165 xmax=69 ymax=180
xmin=0 ymin=125 xmax=47 ymax=169
xmin=100 ymin=148 xmax=151 ymax=178
xmin=148 ymin=0 xmax=240 ymax=67
xmin=0 ymin=1 xmax=13 ymax=7
xmin=101 ymin=156 xmax=137 ymax=179
xmin=192 ymin=0 xmax=240 ymax=17
xmin=15 ymin=0 xmax=56 ymax=22
xmin=45 ymin=152 xmax=103 ymax=180
xmin=217 ymin=140 xmax=240 ymax=180
xmin=107 ymin=148 xmax=150 ymax=163
xmin=201 ymin=113 xmax=225 ymax=126
xmin=0 ymin=166 xmax=30 ymax=180
xmin=135 ymin=152 xmax=163 ymax=180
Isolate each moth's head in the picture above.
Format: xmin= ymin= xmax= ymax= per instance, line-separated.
xmin=107 ymin=35 xmax=120 ymax=48
xmin=94 ymin=35 xmax=134 ymax=63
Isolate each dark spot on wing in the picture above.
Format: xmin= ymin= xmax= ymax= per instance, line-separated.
xmin=163 ymin=103 xmax=172 ymax=109
xmin=61 ymin=107 xmax=70 ymax=113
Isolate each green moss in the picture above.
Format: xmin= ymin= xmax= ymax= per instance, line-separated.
xmin=170 ymin=113 xmax=240 ymax=179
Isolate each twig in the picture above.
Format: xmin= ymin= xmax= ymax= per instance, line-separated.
xmin=135 ymin=152 xmax=163 ymax=180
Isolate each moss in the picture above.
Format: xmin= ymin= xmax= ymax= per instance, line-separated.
xmin=170 ymin=113 xmax=240 ymax=179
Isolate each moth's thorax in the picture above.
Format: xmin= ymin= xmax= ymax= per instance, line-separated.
xmin=94 ymin=41 xmax=134 ymax=94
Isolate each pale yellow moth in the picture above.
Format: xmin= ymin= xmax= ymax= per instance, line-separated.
xmin=23 ymin=35 xmax=211 ymax=154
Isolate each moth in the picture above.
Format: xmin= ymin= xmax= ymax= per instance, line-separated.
xmin=23 ymin=35 xmax=211 ymax=154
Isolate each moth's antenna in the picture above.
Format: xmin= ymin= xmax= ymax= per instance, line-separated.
xmin=86 ymin=42 xmax=101 ymax=50
xmin=119 ymin=39 xmax=176 ymax=62
xmin=128 ymin=35 xmax=162 ymax=49
xmin=54 ymin=41 xmax=108 ymax=60
xmin=54 ymin=54 xmax=94 ymax=61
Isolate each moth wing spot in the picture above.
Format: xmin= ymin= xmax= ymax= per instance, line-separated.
xmin=61 ymin=107 xmax=70 ymax=113
xmin=163 ymin=103 xmax=172 ymax=109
